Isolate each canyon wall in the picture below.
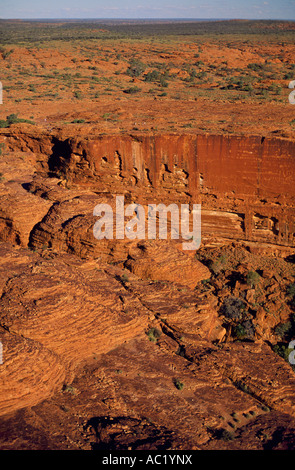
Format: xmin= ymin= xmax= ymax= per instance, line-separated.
xmin=1 ymin=130 xmax=295 ymax=250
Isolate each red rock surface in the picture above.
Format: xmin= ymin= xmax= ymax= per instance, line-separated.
xmin=0 ymin=23 xmax=294 ymax=450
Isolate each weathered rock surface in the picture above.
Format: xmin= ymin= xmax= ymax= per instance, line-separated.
xmin=0 ymin=330 xmax=66 ymax=418
xmin=0 ymin=182 xmax=52 ymax=247
xmin=2 ymin=333 xmax=295 ymax=450
xmin=0 ymin=243 xmax=151 ymax=416
xmin=0 ymin=127 xmax=294 ymax=450
xmin=125 ymin=241 xmax=211 ymax=289
xmin=1 ymin=129 xmax=294 ymax=252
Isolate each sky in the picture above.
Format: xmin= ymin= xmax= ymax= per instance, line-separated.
xmin=0 ymin=0 xmax=295 ymax=20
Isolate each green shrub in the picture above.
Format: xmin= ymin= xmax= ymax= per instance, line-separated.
xmin=147 ymin=327 xmax=162 ymax=343
xmin=121 ymin=273 xmax=129 ymax=283
xmin=226 ymin=75 xmax=255 ymax=92
xmin=144 ymin=70 xmax=160 ymax=82
xmin=233 ymin=323 xmax=246 ymax=339
xmin=233 ymin=320 xmax=255 ymax=340
xmin=267 ymin=84 xmax=282 ymax=95
xmin=273 ymin=342 xmax=295 ymax=370
xmin=159 ymin=76 xmax=168 ymax=87
xmin=6 ymin=113 xmax=19 ymax=124
xmin=235 ymin=380 xmax=248 ymax=393
xmin=126 ymin=58 xmax=146 ymax=77
xmin=62 ymin=384 xmax=77 ymax=395
xmin=216 ymin=428 xmax=235 ymax=441
xmin=287 ymin=283 xmax=295 ymax=298
xmin=247 ymin=63 xmax=264 ymax=72
xmin=144 ymin=70 xmax=169 ymax=87
xmin=208 ymin=254 xmax=227 ymax=275
xmin=174 ymin=379 xmax=184 ymax=390
xmin=274 ymin=316 xmax=295 ymax=340
xmin=123 ymin=86 xmax=141 ymax=94
xmin=0 ymin=114 xmax=35 ymax=127
xmin=246 ymin=270 xmax=261 ymax=288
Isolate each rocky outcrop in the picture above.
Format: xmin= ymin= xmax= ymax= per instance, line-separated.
xmin=0 ymin=330 xmax=66 ymax=417
xmin=125 ymin=241 xmax=211 ymax=289
xmin=1 ymin=129 xmax=293 ymax=251
xmin=0 ymin=243 xmax=151 ymax=416
xmin=0 ymin=182 xmax=52 ymax=247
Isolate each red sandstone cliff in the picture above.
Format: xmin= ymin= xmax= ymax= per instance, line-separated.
xmin=1 ymin=129 xmax=294 ymax=250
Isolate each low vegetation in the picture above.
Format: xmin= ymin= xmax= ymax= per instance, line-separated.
xmin=146 ymin=327 xmax=162 ymax=343
xmin=0 ymin=113 xmax=35 ymax=128
xmin=173 ymin=378 xmax=184 ymax=390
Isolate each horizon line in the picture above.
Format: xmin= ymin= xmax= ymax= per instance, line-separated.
xmin=1 ymin=17 xmax=295 ymax=21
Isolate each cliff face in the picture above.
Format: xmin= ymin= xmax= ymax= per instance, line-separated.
xmin=0 ymin=131 xmax=295 ymax=254
xmin=17 ymin=131 xmax=293 ymax=250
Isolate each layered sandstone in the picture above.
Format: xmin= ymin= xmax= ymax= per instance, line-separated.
xmin=125 ymin=241 xmax=211 ymax=289
xmin=0 ymin=127 xmax=294 ymax=449
xmin=1 ymin=129 xmax=294 ymax=253
xmin=0 ymin=243 xmax=151 ymax=415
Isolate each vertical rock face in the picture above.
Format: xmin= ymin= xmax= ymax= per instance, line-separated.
xmin=2 ymin=130 xmax=294 ymax=242
xmin=55 ymin=133 xmax=294 ymax=196
xmin=46 ymin=132 xmax=294 ymax=249
xmin=0 ymin=130 xmax=294 ymax=256
xmin=197 ymin=135 xmax=294 ymax=200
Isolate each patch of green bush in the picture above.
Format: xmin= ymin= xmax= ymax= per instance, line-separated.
xmin=246 ymin=270 xmax=261 ymax=288
xmin=174 ymin=378 xmax=184 ymax=390
xmin=126 ymin=58 xmax=146 ymax=77
xmin=146 ymin=327 xmax=162 ymax=343
xmin=0 ymin=113 xmax=35 ymax=128
xmin=144 ymin=70 xmax=161 ymax=82
xmin=123 ymin=86 xmax=141 ymax=94
xmin=216 ymin=428 xmax=235 ymax=441
xmin=220 ymin=296 xmax=247 ymax=320
xmin=273 ymin=342 xmax=295 ymax=371
xmin=233 ymin=320 xmax=255 ymax=340
xmin=275 ymin=314 xmax=295 ymax=340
